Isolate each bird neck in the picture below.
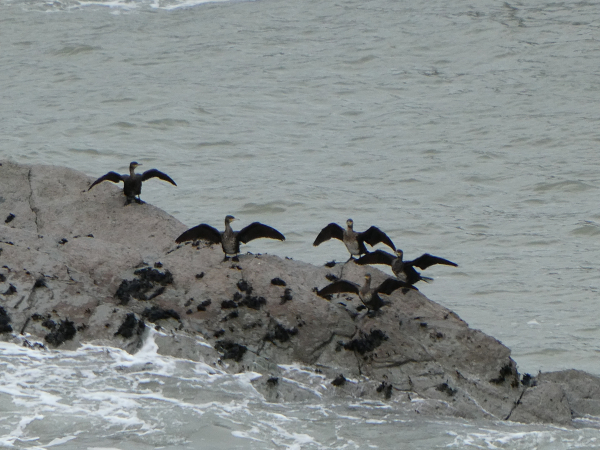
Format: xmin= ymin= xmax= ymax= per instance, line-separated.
xmin=129 ymin=166 xmax=137 ymax=177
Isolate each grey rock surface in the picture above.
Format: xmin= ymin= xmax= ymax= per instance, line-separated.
xmin=1 ymin=160 xmax=599 ymax=426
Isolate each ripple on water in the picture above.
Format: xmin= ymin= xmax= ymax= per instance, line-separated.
xmin=51 ymin=45 xmax=100 ymax=56
xmin=533 ymin=180 xmax=596 ymax=193
xmin=571 ymin=222 xmax=600 ymax=237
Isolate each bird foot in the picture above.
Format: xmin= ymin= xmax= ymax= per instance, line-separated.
xmin=232 ymin=256 xmax=240 ymax=262
xmin=222 ymin=256 xmax=230 ymax=262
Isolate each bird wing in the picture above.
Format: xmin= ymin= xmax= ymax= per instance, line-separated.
xmin=409 ymin=254 xmax=458 ymax=270
xmin=359 ymin=226 xmax=396 ymax=250
xmin=175 ymin=224 xmax=222 ymax=244
xmin=313 ymin=223 xmax=344 ymax=246
xmin=88 ymin=172 xmax=123 ymax=190
xmin=317 ymin=280 xmax=360 ymax=297
xmin=237 ymin=222 xmax=285 ymax=244
xmin=141 ymin=169 xmax=177 ymax=186
xmin=355 ymin=250 xmax=396 ymax=266
xmin=376 ymin=278 xmax=417 ymax=294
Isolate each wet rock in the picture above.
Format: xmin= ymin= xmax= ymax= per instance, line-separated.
xmin=44 ymin=319 xmax=76 ymax=346
xmin=1 ymin=161 xmax=599 ymax=427
xmin=2 ymin=284 xmax=17 ymax=296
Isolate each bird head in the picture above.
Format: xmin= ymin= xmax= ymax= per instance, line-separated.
xmin=346 ymin=218 xmax=354 ymax=229
xmin=394 ymin=249 xmax=404 ymax=259
xmin=364 ymin=273 xmax=371 ymax=282
xmin=130 ymin=161 xmax=141 ymax=169
xmin=225 ymin=215 xmax=236 ymax=224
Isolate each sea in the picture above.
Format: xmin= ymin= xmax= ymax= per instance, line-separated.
xmin=1 ymin=0 xmax=600 ymax=447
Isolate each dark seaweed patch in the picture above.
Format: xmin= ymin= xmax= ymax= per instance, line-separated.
xmin=133 ymin=267 xmax=173 ymax=286
xmin=280 ymin=288 xmax=293 ymax=305
xmin=343 ymin=329 xmax=388 ymax=355
xmin=41 ymin=319 xmax=56 ymax=329
xmin=141 ymin=306 xmax=180 ymax=323
xmin=215 ymin=340 xmax=247 ymax=362
xmin=237 ymin=279 xmax=252 ymax=294
xmin=376 ymin=382 xmax=393 ymax=399
xmin=221 ymin=300 xmax=238 ymax=309
xmin=332 ymin=374 xmax=346 ymax=387
xmin=0 ymin=306 xmax=12 ymax=333
xmin=44 ymin=320 xmax=76 ymax=346
xmin=114 ymin=313 xmax=145 ymax=339
xmin=490 ymin=363 xmax=519 ymax=387
xmin=266 ymin=377 xmax=279 ymax=386
xmin=5 ymin=213 xmax=15 ymax=224
xmin=270 ymin=278 xmax=286 ymax=286
xmin=115 ymin=279 xmax=153 ymax=304
xmin=324 ymin=261 xmax=337 ymax=268
xmin=264 ymin=323 xmax=298 ymax=343
xmin=197 ymin=299 xmax=212 ymax=312
xmin=239 ymin=296 xmax=266 ymax=310
xmin=436 ymin=383 xmax=457 ymax=396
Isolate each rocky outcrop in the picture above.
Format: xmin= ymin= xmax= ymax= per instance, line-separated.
xmin=1 ymin=160 xmax=599 ymax=426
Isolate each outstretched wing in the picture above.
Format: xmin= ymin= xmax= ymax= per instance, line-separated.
xmin=313 ymin=223 xmax=344 ymax=246
xmin=88 ymin=172 xmax=123 ymax=191
xmin=175 ymin=224 xmax=221 ymax=244
xmin=359 ymin=226 xmax=395 ymax=250
xmin=317 ymin=280 xmax=360 ymax=297
xmin=237 ymin=222 xmax=285 ymax=244
xmin=409 ymin=254 xmax=458 ymax=270
xmin=141 ymin=169 xmax=177 ymax=186
xmin=355 ymin=250 xmax=396 ymax=267
xmin=376 ymin=278 xmax=417 ymax=295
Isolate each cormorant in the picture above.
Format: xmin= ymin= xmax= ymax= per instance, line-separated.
xmin=313 ymin=219 xmax=395 ymax=260
xmin=316 ymin=273 xmax=415 ymax=311
xmin=88 ymin=161 xmax=176 ymax=205
xmin=356 ymin=249 xmax=457 ymax=285
xmin=175 ymin=215 xmax=285 ymax=261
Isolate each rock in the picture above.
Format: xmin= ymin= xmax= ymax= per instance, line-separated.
xmin=1 ymin=160 xmax=599 ymax=426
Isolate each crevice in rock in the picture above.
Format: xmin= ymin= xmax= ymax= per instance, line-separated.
xmin=27 ymin=168 xmax=39 ymax=234
xmin=504 ymin=388 xmax=527 ymax=421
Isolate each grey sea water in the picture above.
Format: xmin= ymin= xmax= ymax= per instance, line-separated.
xmin=1 ymin=0 xmax=600 ymax=447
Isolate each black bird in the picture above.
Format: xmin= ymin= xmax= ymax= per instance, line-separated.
xmin=356 ymin=249 xmax=457 ymax=285
xmin=313 ymin=219 xmax=395 ymax=260
xmin=88 ymin=161 xmax=176 ymax=205
xmin=175 ymin=215 xmax=285 ymax=261
xmin=316 ymin=273 xmax=415 ymax=311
